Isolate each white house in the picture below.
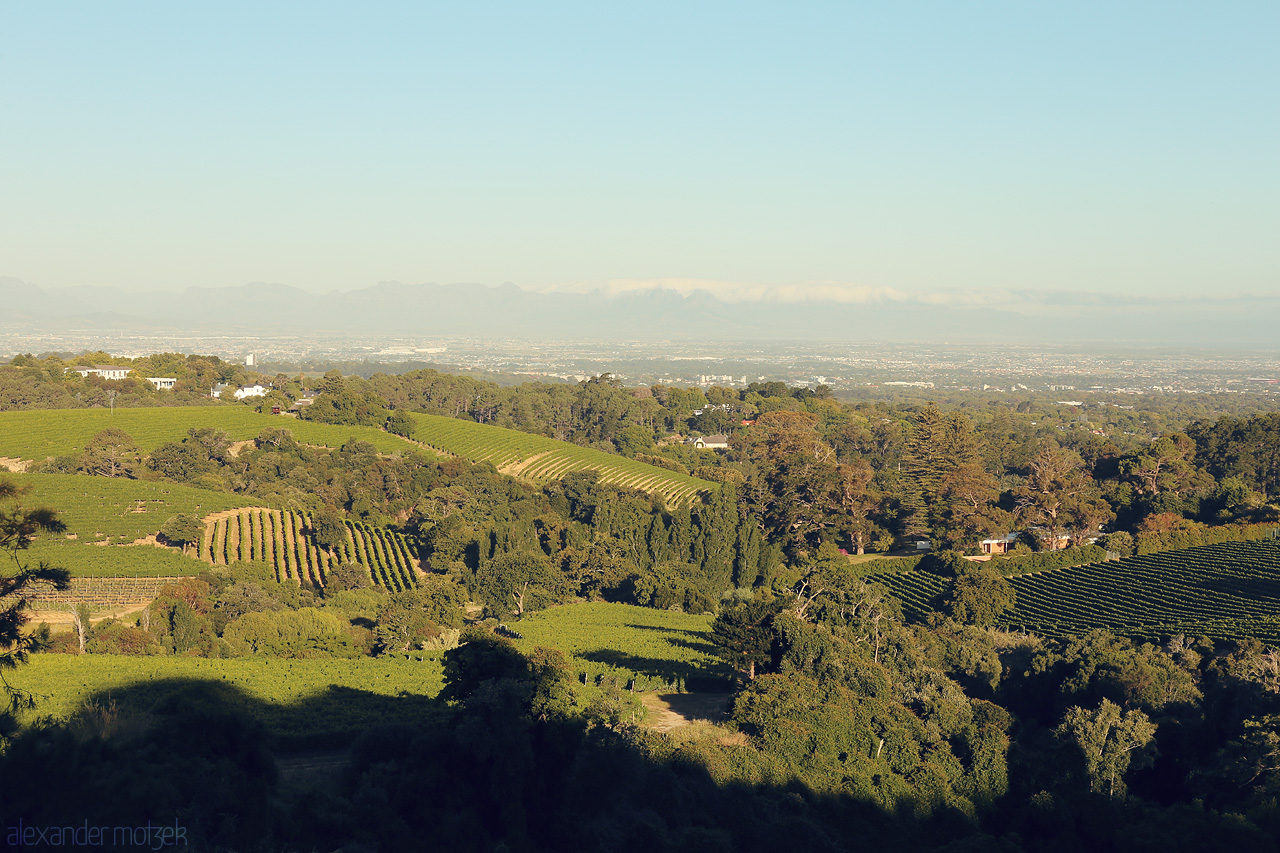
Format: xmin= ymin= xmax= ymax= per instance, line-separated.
xmin=70 ymin=365 xmax=132 ymax=381
xmin=690 ymin=434 xmax=730 ymax=450
xmin=146 ymin=377 xmax=177 ymax=390
xmin=234 ymin=384 xmax=268 ymax=400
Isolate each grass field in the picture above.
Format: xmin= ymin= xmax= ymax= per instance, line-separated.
xmin=0 ymin=407 xmax=423 ymax=460
xmin=9 ymin=655 xmax=446 ymax=748
xmin=409 ymin=413 xmax=715 ymax=507
xmin=870 ymin=539 xmax=1280 ymax=644
xmin=513 ymin=602 xmax=729 ymax=691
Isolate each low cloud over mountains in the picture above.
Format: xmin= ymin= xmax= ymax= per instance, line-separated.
xmin=2 ymin=276 xmax=1274 ymax=346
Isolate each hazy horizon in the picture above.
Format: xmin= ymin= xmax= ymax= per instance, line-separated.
xmin=3 ymin=3 xmax=1277 ymax=306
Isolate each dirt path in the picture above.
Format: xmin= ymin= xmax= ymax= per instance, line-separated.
xmin=640 ymin=692 xmax=733 ymax=733
xmin=28 ymin=604 xmax=149 ymax=626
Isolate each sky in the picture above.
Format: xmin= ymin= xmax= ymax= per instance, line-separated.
xmin=2 ymin=1 xmax=1277 ymax=305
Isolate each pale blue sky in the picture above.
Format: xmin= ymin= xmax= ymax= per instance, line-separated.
xmin=2 ymin=1 xmax=1276 ymax=302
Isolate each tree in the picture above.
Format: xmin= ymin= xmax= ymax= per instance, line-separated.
xmin=1 ymin=477 xmax=70 ymax=734
xmin=943 ymin=564 xmax=1016 ymax=627
xmin=385 ymin=410 xmax=416 ymax=438
xmin=1056 ymin=699 xmax=1157 ymax=798
xmin=1013 ymin=441 xmax=1111 ymax=549
xmin=710 ymin=597 xmax=786 ymax=680
xmin=311 ymin=507 xmax=348 ymax=556
xmin=159 ymin=513 xmax=204 ymax=554
xmin=71 ymin=603 xmax=92 ymax=654
xmin=474 ymin=551 xmax=566 ymax=617
xmin=80 ymin=427 xmax=141 ymax=478
xmin=739 ymin=410 xmax=842 ymax=554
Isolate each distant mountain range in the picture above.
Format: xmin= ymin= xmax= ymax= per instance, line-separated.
xmin=2 ymin=276 xmax=1276 ymax=347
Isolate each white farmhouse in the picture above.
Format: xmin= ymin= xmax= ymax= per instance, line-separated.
xmin=70 ymin=365 xmax=132 ymax=381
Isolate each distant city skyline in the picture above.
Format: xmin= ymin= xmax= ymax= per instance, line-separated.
xmin=3 ymin=3 xmax=1277 ymax=303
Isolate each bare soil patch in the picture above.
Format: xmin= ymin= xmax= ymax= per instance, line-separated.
xmin=641 ymin=692 xmax=733 ymax=733
xmin=28 ymin=605 xmax=149 ymax=626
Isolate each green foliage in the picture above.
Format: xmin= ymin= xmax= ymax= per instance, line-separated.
xmin=629 ymin=560 xmax=718 ymax=613
xmin=299 ymin=388 xmax=388 ymax=427
xmin=439 ymin=626 xmax=528 ymax=704
xmin=371 ymin=583 xmax=466 ymax=654
xmin=710 ymin=597 xmax=787 ymax=680
xmin=322 ymin=587 xmax=390 ymax=623
xmin=311 ymin=505 xmax=347 ymax=553
xmin=85 ymin=619 xmax=163 ymax=655
xmin=159 ymin=512 xmax=203 ymax=548
xmin=1056 ymin=698 xmax=1157 ymax=798
xmin=326 ymin=561 xmax=371 ymax=592
xmin=985 ymin=544 xmax=1107 ymax=576
xmin=943 ymin=565 xmax=1016 ymax=627
xmin=79 ymin=427 xmax=142 ymax=478
xmin=385 ymin=410 xmax=416 ymax=437
xmin=223 ymin=607 xmax=360 ymax=658
xmin=1028 ymin=629 xmax=1200 ymax=716
xmin=472 ymin=550 xmax=568 ymax=617
xmin=513 ymin=602 xmax=727 ymax=691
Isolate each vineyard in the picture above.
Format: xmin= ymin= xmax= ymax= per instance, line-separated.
xmin=198 ymin=507 xmax=422 ymax=592
xmin=23 ymin=543 xmax=210 ymax=578
xmin=869 ymin=540 xmax=1280 ymax=644
xmin=14 ymin=473 xmax=253 ymax=543
xmin=513 ymin=602 xmax=729 ymax=691
xmin=7 ymin=655 xmax=445 ymax=748
xmin=0 ymin=407 xmax=422 ymax=461
xmin=408 ymin=413 xmax=714 ymax=507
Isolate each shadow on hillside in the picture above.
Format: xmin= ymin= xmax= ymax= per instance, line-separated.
xmin=0 ymin=674 xmax=912 ymax=853
xmin=578 ymin=647 xmax=732 ymax=691
xmin=0 ymin=670 xmax=1226 ymax=853
xmin=664 ymin=634 xmax=720 ymax=656
xmin=623 ymin=623 xmax=710 ymax=639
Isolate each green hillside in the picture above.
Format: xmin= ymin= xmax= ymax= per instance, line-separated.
xmin=408 ymin=412 xmax=714 ymax=506
xmin=0 ymin=407 xmax=423 ymax=460
xmin=871 ymin=539 xmax=1280 ymax=644
xmin=12 ymin=473 xmax=253 ymax=543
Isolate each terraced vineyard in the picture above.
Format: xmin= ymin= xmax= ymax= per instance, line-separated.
xmin=199 ymin=508 xmax=420 ymax=592
xmin=870 ymin=540 xmax=1280 ymax=644
xmin=0 ymin=407 xmax=422 ymax=461
xmin=408 ymin=413 xmax=714 ymax=507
